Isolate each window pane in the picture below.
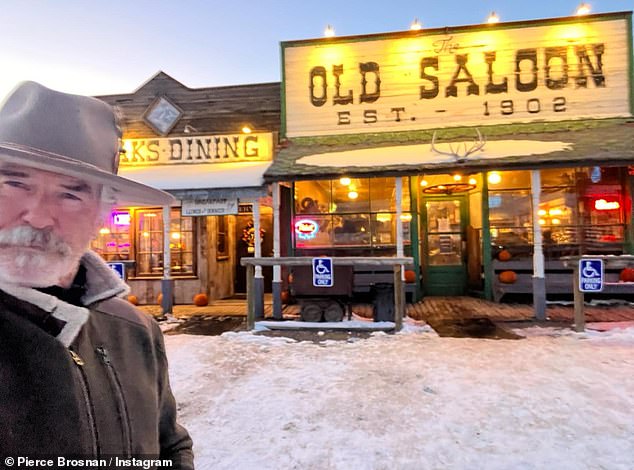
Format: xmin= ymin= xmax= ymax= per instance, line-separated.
xmin=489 ymin=190 xmax=531 ymax=230
xmin=333 ymin=214 xmax=371 ymax=246
xmin=91 ymin=210 xmax=132 ymax=261
xmin=428 ymin=234 xmax=462 ymax=265
xmin=487 ymin=170 xmax=530 ymax=189
xmin=295 ymin=180 xmax=331 ymax=214
xmin=332 ymin=178 xmax=370 ymax=213
xmin=427 ymin=200 xmax=461 ymax=233
xmin=294 ymin=215 xmax=332 ymax=248
xmin=135 ymin=208 xmax=195 ymax=276
xmin=372 ymin=213 xmax=395 ymax=245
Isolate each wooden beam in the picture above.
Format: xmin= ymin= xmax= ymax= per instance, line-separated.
xmin=394 ymin=265 xmax=404 ymax=331
xmin=246 ymin=264 xmax=255 ymax=330
xmin=241 ymin=256 xmax=414 ymax=267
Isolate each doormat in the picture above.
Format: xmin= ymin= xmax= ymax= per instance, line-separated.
xmin=426 ymin=317 xmax=523 ymax=340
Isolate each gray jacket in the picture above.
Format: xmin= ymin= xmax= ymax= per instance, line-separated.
xmin=0 ymin=252 xmax=194 ymax=469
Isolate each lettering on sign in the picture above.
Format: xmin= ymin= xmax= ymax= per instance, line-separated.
xmin=283 ymin=17 xmax=630 ymax=136
xmin=182 ymin=198 xmax=239 ymax=216
xmin=120 ymin=133 xmax=273 ymax=165
xmin=579 ymin=259 xmax=603 ymax=293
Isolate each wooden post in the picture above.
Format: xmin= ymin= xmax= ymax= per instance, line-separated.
xmin=481 ymin=172 xmax=493 ymax=300
xmin=572 ymin=264 xmax=585 ymax=332
xmin=408 ymin=176 xmax=422 ymax=301
xmin=272 ymin=182 xmax=282 ymax=319
xmin=253 ymin=199 xmax=264 ymax=319
xmin=161 ymin=205 xmax=173 ymax=315
xmin=394 ymin=264 xmax=404 ymax=331
xmin=531 ymin=170 xmax=546 ymax=320
xmin=246 ymin=264 xmax=255 ymax=330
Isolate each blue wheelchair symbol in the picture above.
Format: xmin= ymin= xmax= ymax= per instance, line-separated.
xmin=579 ymin=259 xmax=603 ymax=293
xmin=312 ymin=257 xmax=333 ymax=287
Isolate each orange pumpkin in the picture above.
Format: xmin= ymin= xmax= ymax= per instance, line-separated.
xmin=619 ymin=268 xmax=634 ymax=282
xmin=193 ymin=293 xmax=209 ymax=306
xmin=404 ymin=270 xmax=417 ymax=283
xmin=498 ymin=270 xmax=517 ymax=284
xmin=157 ymin=293 xmax=163 ymax=305
xmin=127 ymin=295 xmax=139 ymax=305
xmin=498 ymin=249 xmax=512 ymax=262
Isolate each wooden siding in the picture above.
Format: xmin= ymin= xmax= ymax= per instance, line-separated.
xmin=98 ymin=72 xmax=281 ymax=139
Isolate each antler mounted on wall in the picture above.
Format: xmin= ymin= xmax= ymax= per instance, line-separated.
xmin=431 ymin=129 xmax=486 ymax=162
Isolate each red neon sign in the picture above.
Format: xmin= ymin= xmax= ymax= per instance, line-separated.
xmin=594 ymin=199 xmax=620 ymax=211
xmin=295 ymin=219 xmax=319 ymax=240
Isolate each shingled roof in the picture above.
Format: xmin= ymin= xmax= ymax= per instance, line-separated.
xmin=264 ymin=118 xmax=634 ymax=182
xmin=98 ymin=71 xmax=281 ymax=138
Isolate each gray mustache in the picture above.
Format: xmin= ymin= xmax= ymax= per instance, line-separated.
xmin=0 ymin=226 xmax=72 ymax=256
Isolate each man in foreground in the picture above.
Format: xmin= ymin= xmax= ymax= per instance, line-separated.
xmin=0 ymin=81 xmax=194 ymax=468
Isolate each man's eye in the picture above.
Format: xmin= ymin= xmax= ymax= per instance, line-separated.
xmin=61 ymin=192 xmax=82 ymax=201
xmin=3 ymin=180 xmax=29 ymax=190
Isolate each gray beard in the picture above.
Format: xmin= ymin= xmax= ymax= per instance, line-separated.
xmin=0 ymin=226 xmax=72 ymax=256
xmin=0 ymin=226 xmax=78 ymax=287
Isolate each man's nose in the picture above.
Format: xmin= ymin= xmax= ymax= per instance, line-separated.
xmin=20 ymin=194 xmax=56 ymax=229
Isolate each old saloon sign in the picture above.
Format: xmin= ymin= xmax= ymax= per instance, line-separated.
xmin=282 ymin=14 xmax=631 ymax=137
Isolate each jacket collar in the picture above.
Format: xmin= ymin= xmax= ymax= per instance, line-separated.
xmin=0 ymin=251 xmax=129 ymax=346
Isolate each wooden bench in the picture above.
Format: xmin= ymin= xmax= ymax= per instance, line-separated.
xmin=353 ymin=264 xmax=417 ymax=302
xmin=492 ymin=259 xmax=634 ymax=302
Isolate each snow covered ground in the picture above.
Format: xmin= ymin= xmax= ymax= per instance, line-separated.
xmin=165 ymin=323 xmax=634 ymax=470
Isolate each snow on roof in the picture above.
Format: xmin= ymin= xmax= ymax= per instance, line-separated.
xmin=119 ymin=161 xmax=271 ymax=191
xmin=296 ymin=140 xmax=572 ymax=168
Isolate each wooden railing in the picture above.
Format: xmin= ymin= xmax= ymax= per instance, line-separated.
xmin=240 ymin=256 xmax=414 ymax=331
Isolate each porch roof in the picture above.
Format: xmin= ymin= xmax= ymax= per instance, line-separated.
xmin=264 ymin=118 xmax=634 ymax=182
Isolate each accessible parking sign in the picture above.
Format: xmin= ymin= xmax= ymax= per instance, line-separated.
xmin=579 ymin=259 xmax=603 ymax=293
xmin=312 ymin=257 xmax=333 ymax=287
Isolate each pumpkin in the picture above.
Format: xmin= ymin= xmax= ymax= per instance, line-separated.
xmin=498 ymin=270 xmax=518 ymax=284
xmin=157 ymin=293 xmax=163 ymax=305
xmin=619 ymin=268 xmax=634 ymax=282
xmin=280 ymin=289 xmax=291 ymax=304
xmin=193 ymin=293 xmax=209 ymax=306
xmin=404 ymin=270 xmax=417 ymax=283
xmin=127 ymin=295 xmax=139 ymax=305
xmin=497 ymin=249 xmax=512 ymax=262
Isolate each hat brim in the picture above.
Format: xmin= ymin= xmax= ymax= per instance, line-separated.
xmin=0 ymin=142 xmax=175 ymax=206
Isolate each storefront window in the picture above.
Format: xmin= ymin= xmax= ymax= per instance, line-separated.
xmin=488 ymin=168 xmax=626 ymax=259
xmin=295 ymin=180 xmax=331 ymax=214
xmin=293 ymin=177 xmax=411 ymax=253
xmin=92 ymin=210 xmax=132 ymax=261
xmin=92 ymin=208 xmax=195 ymax=277
xmin=538 ymin=167 xmax=625 ymax=256
xmin=217 ymin=215 xmax=228 ymax=259
xmin=488 ymin=187 xmax=533 ymax=258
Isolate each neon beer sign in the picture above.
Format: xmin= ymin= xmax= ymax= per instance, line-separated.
xmin=295 ymin=219 xmax=319 ymax=239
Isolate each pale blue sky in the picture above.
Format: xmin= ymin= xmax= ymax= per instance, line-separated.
xmin=0 ymin=0 xmax=631 ymax=98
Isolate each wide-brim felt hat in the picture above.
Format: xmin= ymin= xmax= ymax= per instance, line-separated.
xmin=0 ymin=81 xmax=174 ymax=206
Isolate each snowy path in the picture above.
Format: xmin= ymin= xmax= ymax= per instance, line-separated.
xmin=165 ymin=326 xmax=634 ymax=470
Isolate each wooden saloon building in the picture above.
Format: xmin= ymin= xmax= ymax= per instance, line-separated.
xmin=263 ymin=10 xmax=634 ymax=314
xmin=95 ymin=72 xmax=280 ymax=304
xmin=91 ymin=11 xmax=634 ymax=314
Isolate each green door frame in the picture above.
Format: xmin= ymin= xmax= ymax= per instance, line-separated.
xmin=421 ymin=194 xmax=470 ymax=296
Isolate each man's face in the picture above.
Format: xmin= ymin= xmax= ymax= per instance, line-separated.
xmin=0 ymin=163 xmax=103 ymax=287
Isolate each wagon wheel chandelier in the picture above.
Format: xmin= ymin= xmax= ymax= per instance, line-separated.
xmin=422 ymin=182 xmax=476 ymax=194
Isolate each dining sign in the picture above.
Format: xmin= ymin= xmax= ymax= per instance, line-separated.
xmin=282 ymin=14 xmax=631 ymax=137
